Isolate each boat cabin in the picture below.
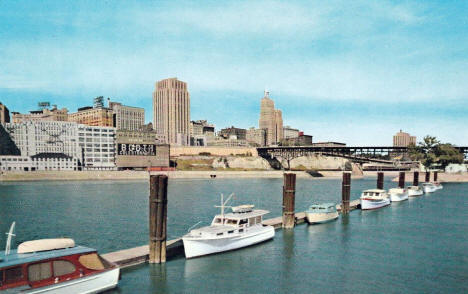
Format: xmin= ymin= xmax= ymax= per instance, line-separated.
xmin=211 ymin=209 xmax=269 ymax=228
xmin=361 ymin=189 xmax=386 ymax=197
xmin=308 ymin=203 xmax=336 ymax=213
xmin=0 ymin=239 xmax=114 ymax=292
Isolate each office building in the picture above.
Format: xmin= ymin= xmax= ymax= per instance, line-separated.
xmin=68 ymin=106 xmax=113 ymax=127
xmin=259 ymin=91 xmax=283 ymax=145
xmin=190 ymin=120 xmax=215 ymax=146
xmin=109 ymin=101 xmax=145 ymax=131
xmin=12 ymin=105 xmax=68 ymax=123
xmin=0 ymin=102 xmax=10 ymax=124
xmin=393 ymin=130 xmax=416 ymax=147
xmin=153 ymin=77 xmax=190 ymax=145
xmin=246 ymin=128 xmax=266 ymax=147
xmin=219 ymin=126 xmax=247 ymax=140
xmin=283 ymin=126 xmax=299 ymax=139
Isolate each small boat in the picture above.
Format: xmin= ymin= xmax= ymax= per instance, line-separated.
xmin=407 ymin=186 xmax=424 ymax=197
xmin=433 ymin=182 xmax=443 ymax=190
xmin=360 ymin=189 xmax=391 ymax=210
xmin=0 ymin=222 xmax=120 ymax=293
xmin=182 ymin=194 xmax=275 ymax=259
xmin=388 ymin=188 xmax=409 ymax=202
xmin=422 ymin=182 xmax=437 ymax=193
xmin=306 ymin=203 xmax=339 ymax=224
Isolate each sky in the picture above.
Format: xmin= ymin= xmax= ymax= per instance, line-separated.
xmin=0 ymin=0 xmax=467 ymax=145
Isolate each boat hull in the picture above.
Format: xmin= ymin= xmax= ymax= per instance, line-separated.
xmin=306 ymin=212 xmax=339 ymax=224
xmin=408 ymin=189 xmax=423 ymax=197
xmin=389 ymin=191 xmax=409 ymax=202
xmin=183 ymin=225 xmax=274 ymax=259
xmin=423 ymin=185 xmax=437 ymax=193
xmin=360 ymin=198 xmax=390 ymax=210
xmin=24 ymin=267 xmax=120 ymax=294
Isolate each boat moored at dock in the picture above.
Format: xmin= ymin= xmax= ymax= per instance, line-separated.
xmin=407 ymin=186 xmax=424 ymax=197
xmin=306 ymin=203 xmax=339 ymax=224
xmin=0 ymin=224 xmax=120 ymax=293
xmin=182 ymin=194 xmax=275 ymax=259
xmin=388 ymin=188 xmax=409 ymax=202
xmin=422 ymin=182 xmax=437 ymax=193
xmin=433 ymin=182 xmax=443 ymax=190
xmin=360 ymin=189 xmax=391 ymax=210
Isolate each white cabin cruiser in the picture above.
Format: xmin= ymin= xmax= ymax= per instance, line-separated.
xmin=306 ymin=203 xmax=339 ymax=224
xmin=407 ymin=186 xmax=424 ymax=197
xmin=388 ymin=188 xmax=409 ymax=202
xmin=182 ymin=194 xmax=275 ymax=259
xmin=422 ymin=182 xmax=437 ymax=193
xmin=360 ymin=189 xmax=391 ymax=210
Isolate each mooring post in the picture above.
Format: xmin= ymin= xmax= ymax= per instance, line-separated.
xmin=434 ymin=171 xmax=438 ymax=182
xmin=425 ymin=171 xmax=430 ymax=182
xmin=149 ymin=175 xmax=168 ymax=264
xmin=377 ymin=172 xmax=384 ymax=190
xmin=341 ymin=172 xmax=351 ymax=214
xmin=398 ymin=172 xmax=405 ymax=188
xmin=413 ymin=171 xmax=419 ymax=186
xmin=282 ymin=173 xmax=296 ymax=228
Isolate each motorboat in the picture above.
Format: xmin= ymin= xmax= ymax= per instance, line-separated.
xmin=0 ymin=222 xmax=120 ymax=293
xmin=388 ymin=188 xmax=409 ymax=202
xmin=407 ymin=186 xmax=424 ymax=197
xmin=360 ymin=189 xmax=391 ymax=210
xmin=306 ymin=203 xmax=339 ymax=224
xmin=422 ymin=182 xmax=437 ymax=193
xmin=182 ymin=194 xmax=275 ymax=259
xmin=433 ymin=182 xmax=443 ymax=190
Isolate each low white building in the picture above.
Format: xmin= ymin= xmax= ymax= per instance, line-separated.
xmin=77 ymin=125 xmax=116 ymax=170
xmin=0 ymin=155 xmax=78 ymax=171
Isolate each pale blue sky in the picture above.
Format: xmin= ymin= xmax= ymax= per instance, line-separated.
xmin=0 ymin=0 xmax=467 ymax=145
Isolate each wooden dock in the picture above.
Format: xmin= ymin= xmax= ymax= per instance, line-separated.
xmin=103 ymin=202 xmax=360 ymax=268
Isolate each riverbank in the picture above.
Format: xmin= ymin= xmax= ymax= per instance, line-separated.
xmin=0 ymin=169 xmax=365 ymax=182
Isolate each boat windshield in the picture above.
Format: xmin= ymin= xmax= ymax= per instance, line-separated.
xmin=225 ymin=219 xmax=238 ymax=226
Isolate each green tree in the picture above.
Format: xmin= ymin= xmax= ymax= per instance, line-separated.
xmin=408 ymin=135 xmax=463 ymax=170
xmin=434 ymin=144 xmax=464 ymax=169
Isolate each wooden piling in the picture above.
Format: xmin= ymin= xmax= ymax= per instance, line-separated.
xmin=434 ymin=171 xmax=438 ymax=182
xmin=341 ymin=172 xmax=351 ymax=214
xmin=425 ymin=171 xmax=430 ymax=182
xmin=413 ymin=171 xmax=419 ymax=186
xmin=398 ymin=172 xmax=405 ymax=188
xmin=282 ymin=173 xmax=296 ymax=229
xmin=377 ymin=172 xmax=384 ymax=190
xmin=149 ymin=175 xmax=168 ymax=264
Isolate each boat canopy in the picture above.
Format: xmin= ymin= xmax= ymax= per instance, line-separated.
xmin=17 ymin=238 xmax=75 ymax=254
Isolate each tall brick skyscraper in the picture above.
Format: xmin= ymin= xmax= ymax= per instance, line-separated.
xmin=259 ymin=91 xmax=283 ymax=145
xmin=153 ymin=78 xmax=190 ymax=145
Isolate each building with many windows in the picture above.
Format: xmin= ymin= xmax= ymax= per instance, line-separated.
xmin=3 ymin=121 xmax=117 ymax=170
xmin=393 ymin=130 xmax=416 ymax=147
xmin=246 ymin=128 xmax=266 ymax=147
xmin=109 ymin=101 xmax=145 ymax=131
xmin=11 ymin=105 xmax=68 ymax=123
xmin=283 ymin=126 xmax=299 ymax=139
xmin=190 ymin=120 xmax=215 ymax=146
xmin=0 ymin=102 xmax=10 ymax=124
xmin=218 ymin=126 xmax=247 ymax=140
xmin=259 ymin=91 xmax=283 ymax=145
xmin=153 ymin=77 xmax=190 ymax=145
xmin=68 ymin=106 xmax=113 ymax=127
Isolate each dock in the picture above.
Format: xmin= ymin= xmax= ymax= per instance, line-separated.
xmin=103 ymin=202 xmax=360 ymax=268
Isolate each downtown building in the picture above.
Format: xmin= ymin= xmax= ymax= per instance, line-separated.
xmin=0 ymin=121 xmax=117 ymax=171
xmin=153 ymin=78 xmax=190 ymax=146
xmin=259 ymin=91 xmax=283 ymax=146
xmin=0 ymin=102 xmax=10 ymax=124
xmin=109 ymin=101 xmax=145 ymax=131
xmin=12 ymin=105 xmax=69 ymax=123
xmin=190 ymin=120 xmax=215 ymax=146
xmin=246 ymin=127 xmax=267 ymax=147
xmin=393 ymin=130 xmax=416 ymax=147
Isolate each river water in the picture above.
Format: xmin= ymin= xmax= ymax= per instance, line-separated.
xmin=0 ymin=177 xmax=467 ymax=293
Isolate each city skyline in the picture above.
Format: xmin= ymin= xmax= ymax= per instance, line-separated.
xmin=1 ymin=1 xmax=467 ymax=145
